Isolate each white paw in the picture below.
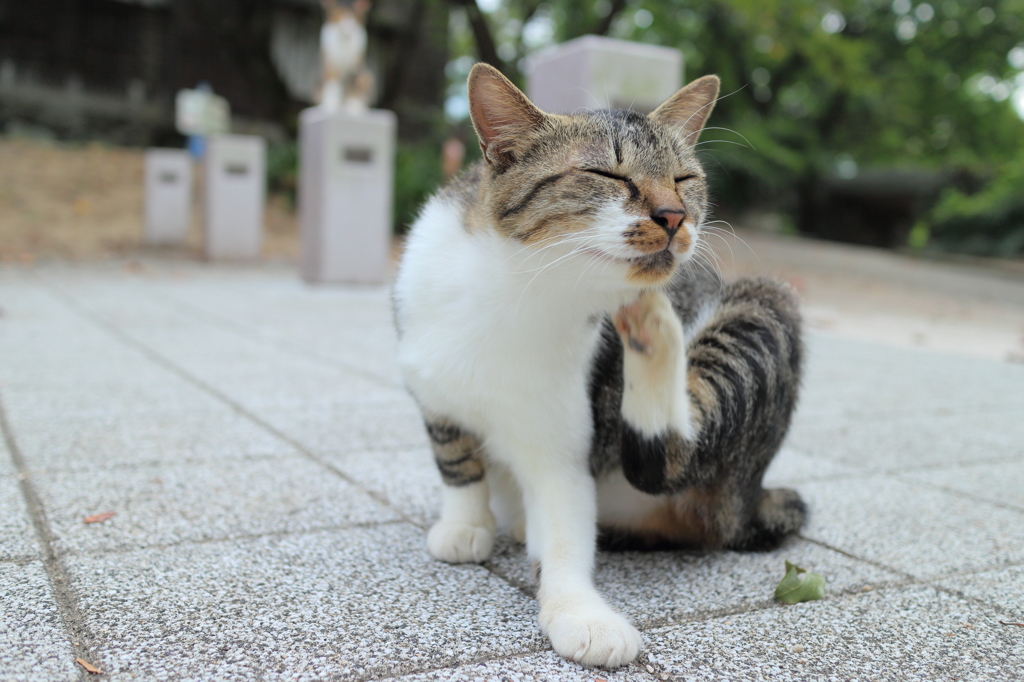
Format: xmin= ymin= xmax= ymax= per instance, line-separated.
xmin=540 ymin=595 xmax=643 ymax=668
xmin=427 ymin=521 xmax=495 ymax=563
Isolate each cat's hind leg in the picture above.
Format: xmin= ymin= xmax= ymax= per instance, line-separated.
xmin=613 ymin=280 xmax=805 ymax=550
xmin=424 ymin=418 xmax=496 ymax=563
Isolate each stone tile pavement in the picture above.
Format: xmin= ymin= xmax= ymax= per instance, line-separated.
xmin=1 ymin=260 xmax=1022 ymax=681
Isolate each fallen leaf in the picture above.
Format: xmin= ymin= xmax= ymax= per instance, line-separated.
xmin=76 ymin=658 xmax=103 ymax=674
xmin=775 ymin=560 xmax=826 ymax=604
xmin=83 ymin=511 xmax=116 ymax=524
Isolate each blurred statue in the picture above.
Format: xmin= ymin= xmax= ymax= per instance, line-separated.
xmin=318 ymin=0 xmax=373 ymax=113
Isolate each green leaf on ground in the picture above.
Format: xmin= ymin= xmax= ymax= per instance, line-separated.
xmin=775 ymin=561 xmax=826 ymax=604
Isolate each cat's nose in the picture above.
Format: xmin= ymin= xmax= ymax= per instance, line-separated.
xmin=652 ymin=207 xmax=685 ymax=239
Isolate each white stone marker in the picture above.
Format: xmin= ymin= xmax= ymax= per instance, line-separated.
xmin=298 ymin=107 xmax=396 ymax=284
xmin=203 ymin=134 xmax=266 ymax=260
xmin=143 ymin=149 xmax=192 ymax=246
xmin=525 ymin=35 xmax=682 ymax=114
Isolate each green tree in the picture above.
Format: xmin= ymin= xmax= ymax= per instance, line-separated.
xmin=448 ymin=0 xmax=1024 ymax=249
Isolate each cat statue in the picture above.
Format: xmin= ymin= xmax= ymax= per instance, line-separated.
xmin=318 ymin=0 xmax=373 ymax=113
xmin=393 ymin=64 xmax=806 ymax=668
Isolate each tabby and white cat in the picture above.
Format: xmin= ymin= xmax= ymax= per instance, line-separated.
xmin=393 ymin=64 xmax=805 ymax=668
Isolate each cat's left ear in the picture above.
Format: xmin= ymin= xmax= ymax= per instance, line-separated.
xmin=468 ymin=64 xmax=547 ymax=168
xmin=650 ymin=75 xmax=720 ymax=144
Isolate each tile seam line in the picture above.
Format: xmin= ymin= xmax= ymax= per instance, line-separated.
xmin=134 ymin=276 xmax=402 ymax=391
xmin=894 ymin=473 xmax=1024 ymax=515
xmin=61 ymin=518 xmax=412 ymax=559
xmin=359 ymin=645 xmax=663 ymax=682
xmin=0 ymin=394 xmax=97 ymax=682
xmin=792 ymin=544 xmax=1024 ymax=615
xmin=37 ymin=277 xmax=421 ymax=531
xmin=797 ymin=535 xmax=919 ymax=583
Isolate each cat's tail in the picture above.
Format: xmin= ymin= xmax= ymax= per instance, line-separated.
xmin=727 ymin=487 xmax=808 ymax=551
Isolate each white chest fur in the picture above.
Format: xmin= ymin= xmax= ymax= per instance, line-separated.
xmin=395 ymin=197 xmax=627 ymax=464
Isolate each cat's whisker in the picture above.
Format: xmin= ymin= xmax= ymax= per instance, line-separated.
xmin=697 ymin=227 xmax=737 ymax=266
xmin=508 ymin=235 xmax=604 ymax=274
xmin=679 ymin=87 xmax=746 ymax=149
xmin=572 ymin=245 xmax=615 ymax=292
xmin=702 ymin=222 xmax=760 ymax=263
xmin=691 ymin=126 xmax=754 ymax=151
xmin=512 ymin=241 xmax=602 ymax=317
xmin=504 ymin=232 xmax=597 ymax=267
xmin=689 ymin=138 xmax=751 ymax=150
xmin=695 ymin=247 xmax=726 ymax=282
xmin=689 ymin=246 xmax=723 ymax=284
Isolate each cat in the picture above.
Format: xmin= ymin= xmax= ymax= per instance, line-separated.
xmin=318 ymin=0 xmax=373 ymax=113
xmin=392 ymin=64 xmax=805 ymax=668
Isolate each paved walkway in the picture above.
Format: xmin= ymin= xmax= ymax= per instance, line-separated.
xmin=2 ymin=256 xmax=1022 ymax=681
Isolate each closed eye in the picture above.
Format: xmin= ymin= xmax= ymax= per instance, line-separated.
xmin=675 ymin=174 xmax=697 ymax=183
xmin=582 ymin=168 xmax=639 ymax=199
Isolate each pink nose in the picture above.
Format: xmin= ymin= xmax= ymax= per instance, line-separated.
xmin=652 ymin=207 xmax=685 ymax=236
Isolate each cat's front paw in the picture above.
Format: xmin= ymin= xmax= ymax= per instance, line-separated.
xmin=539 ymin=594 xmax=643 ymax=668
xmin=427 ymin=521 xmax=495 ymax=563
xmin=614 ymin=290 xmax=682 ymax=361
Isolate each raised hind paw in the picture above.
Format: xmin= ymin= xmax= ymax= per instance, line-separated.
xmin=540 ymin=594 xmax=643 ymax=668
xmin=427 ymin=521 xmax=495 ymax=564
xmin=615 ymin=290 xmax=688 ymax=435
xmin=614 ymin=289 xmax=683 ymax=362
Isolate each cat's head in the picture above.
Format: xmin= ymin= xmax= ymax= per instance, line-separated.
xmin=468 ymin=63 xmax=719 ymax=288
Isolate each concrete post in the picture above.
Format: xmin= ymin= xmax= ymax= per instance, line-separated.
xmin=203 ymin=134 xmax=266 ymax=260
xmin=143 ymin=148 xmax=192 ymax=246
xmin=525 ymin=35 xmax=683 ymax=114
xmin=298 ymin=107 xmax=396 ymax=284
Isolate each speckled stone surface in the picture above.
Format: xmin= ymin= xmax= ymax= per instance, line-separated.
xmin=380 ymin=651 xmax=654 ymax=681
xmin=323 ymin=445 xmax=443 ymax=525
xmin=486 ymin=537 xmax=902 ymax=629
xmin=0 ymin=431 xmax=15 ymax=478
xmin=34 ymin=453 xmax=399 ymax=554
xmin=902 ymin=460 xmax=1024 ymax=512
xmin=935 ymin=564 xmax=1024 ymax=618
xmin=799 ymin=476 xmax=1024 ymax=579
xmin=0 ymin=476 xmax=39 ymax=561
xmin=65 ymin=525 xmax=545 ymax=681
xmin=0 ymin=562 xmax=78 ymax=682
xmin=10 ymin=408 xmax=299 ymax=471
xmin=641 ymin=585 xmax=1024 ymax=681
xmin=1 ymin=262 xmax=1022 ymax=681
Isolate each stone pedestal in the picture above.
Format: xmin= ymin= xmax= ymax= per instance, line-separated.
xmin=525 ymin=35 xmax=682 ymax=114
xmin=143 ymin=149 xmax=192 ymax=246
xmin=298 ymin=107 xmax=396 ymax=284
xmin=203 ymin=134 xmax=266 ymax=260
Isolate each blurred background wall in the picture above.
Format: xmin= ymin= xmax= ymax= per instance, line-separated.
xmin=1 ymin=0 xmax=1023 ymax=260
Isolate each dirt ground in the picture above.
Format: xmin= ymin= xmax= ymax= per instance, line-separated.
xmin=0 ymin=137 xmax=298 ymax=263
xmin=2 ymin=136 xmax=1023 ymax=363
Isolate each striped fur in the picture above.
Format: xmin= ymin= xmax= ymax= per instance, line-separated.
xmin=424 ymin=418 xmax=486 ymax=487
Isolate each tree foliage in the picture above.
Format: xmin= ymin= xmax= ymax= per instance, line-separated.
xmin=447 ymin=0 xmax=1024 ymax=250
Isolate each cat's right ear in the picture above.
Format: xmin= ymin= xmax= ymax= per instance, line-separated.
xmin=650 ymin=75 xmax=720 ymax=145
xmin=468 ymin=64 xmax=546 ymax=168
